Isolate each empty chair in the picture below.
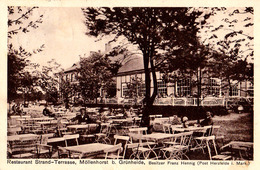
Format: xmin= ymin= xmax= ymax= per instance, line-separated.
xmin=161 ymin=132 xmax=193 ymax=160
xmin=94 ymin=123 xmax=111 ymax=144
xmin=8 ymin=127 xmax=22 ymax=136
xmin=63 ymin=134 xmax=79 ymax=147
xmin=114 ymin=135 xmax=130 ymax=159
xmin=34 ymin=134 xmax=54 ymax=158
xmin=57 ymin=146 xmax=82 ymax=159
xmin=8 ymin=135 xmax=40 ymax=158
xmin=104 ymin=143 xmax=123 ymax=159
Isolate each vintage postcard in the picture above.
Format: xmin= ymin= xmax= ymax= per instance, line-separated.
xmin=0 ymin=0 xmax=259 ymax=170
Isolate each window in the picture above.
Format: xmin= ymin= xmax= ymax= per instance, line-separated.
xmin=208 ymin=78 xmax=220 ymax=96
xmin=137 ymin=83 xmax=146 ymax=97
xmin=230 ymin=85 xmax=239 ymax=97
xmin=71 ymin=74 xmax=75 ymax=82
xmin=176 ymin=79 xmax=190 ymax=97
xmin=247 ymin=82 xmax=253 ymax=97
xmin=122 ymin=83 xmax=129 ymax=97
xmin=157 ymin=80 xmax=167 ymax=97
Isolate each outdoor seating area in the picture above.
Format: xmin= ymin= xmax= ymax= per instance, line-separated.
xmin=7 ymin=104 xmax=253 ymax=160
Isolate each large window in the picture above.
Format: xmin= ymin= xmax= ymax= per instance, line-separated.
xmin=121 ymin=83 xmax=128 ymax=97
xmin=247 ymin=82 xmax=253 ymax=97
xmin=230 ymin=84 xmax=239 ymax=97
xmin=176 ymin=79 xmax=190 ymax=97
xmin=208 ymin=78 xmax=220 ymax=96
xmin=157 ymin=80 xmax=167 ymax=97
xmin=137 ymin=83 xmax=146 ymax=97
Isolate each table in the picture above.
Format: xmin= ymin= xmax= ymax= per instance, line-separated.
xmin=29 ymin=117 xmax=55 ymax=122
xmin=47 ymin=137 xmax=66 ymax=144
xmin=175 ymin=126 xmax=205 ymax=132
xmin=67 ymin=124 xmax=97 ymax=131
xmin=111 ymin=119 xmax=128 ymax=123
xmin=220 ymin=141 xmax=253 ymax=160
xmin=7 ymin=134 xmax=39 ymax=142
xmin=142 ymin=133 xmax=176 ymax=142
xmin=64 ymin=143 xmax=114 ymax=157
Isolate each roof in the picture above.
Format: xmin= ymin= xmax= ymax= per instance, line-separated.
xmin=63 ymin=62 xmax=80 ymax=73
xmin=63 ymin=54 xmax=145 ymax=75
xmin=118 ymin=55 xmax=144 ymax=74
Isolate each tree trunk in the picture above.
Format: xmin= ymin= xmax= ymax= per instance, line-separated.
xmin=141 ymin=54 xmax=158 ymax=129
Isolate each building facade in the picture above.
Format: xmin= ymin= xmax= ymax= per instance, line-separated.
xmin=60 ymin=51 xmax=253 ymax=107
xmin=115 ymin=55 xmax=253 ymax=106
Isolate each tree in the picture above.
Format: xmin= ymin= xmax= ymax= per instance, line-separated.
xmin=59 ymin=78 xmax=78 ymax=108
xmin=8 ymin=6 xmax=44 ymax=102
xmin=34 ymin=59 xmax=62 ymax=105
xmin=199 ymin=7 xmax=254 ymax=95
xmin=78 ymin=52 xmax=120 ymax=105
xmin=82 ymin=7 xmax=207 ymax=127
xmin=123 ymin=77 xmax=144 ymax=105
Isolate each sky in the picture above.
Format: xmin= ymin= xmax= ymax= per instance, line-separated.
xmin=8 ymin=7 xmax=113 ymax=69
xmin=8 ymin=7 xmax=254 ymax=71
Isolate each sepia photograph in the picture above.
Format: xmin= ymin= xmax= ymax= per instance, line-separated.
xmin=5 ymin=3 xmax=255 ymax=167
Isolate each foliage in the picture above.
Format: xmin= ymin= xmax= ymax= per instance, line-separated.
xmin=59 ymin=78 xmax=79 ymax=108
xmin=82 ymin=7 xmax=208 ymax=126
xmin=77 ymin=52 xmax=120 ymax=104
xmin=8 ymin=6 xmax=44 ymax=102
xmin=34 ymin=59 xmax=62 ymax=104
xmin=200 ymin=7 xmax=254 ymax=92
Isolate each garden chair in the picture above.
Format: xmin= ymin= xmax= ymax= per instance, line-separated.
xmin=63 ymin=134 xmax=79 ymax=147
xmin=161 ymin=131 xmax=193 ymax=160
xmin=114 ymin=135 xmax=130 ymax=159
xmin=211 ymin=125 xmax=224 ymax=147
xmin=81 ymin=124 xmax=98 ymax=143
xmin=57 ymin=146 xmax=82 ymax=159
xmin=7 ymin=127 xmax=22 ymax=136
xmin=128 ymin=133 xmax=152 ymax=159
xmin=94 ymin=123 xmax=111 ymax=144
xmin=162 ymin=124 xmax=172 ymax=134
xmin=34 ymin=134 xmax=54 ymax=158
xmin=104 ymin=143 xmax=123 ymax=159
xmin=8 ymin=135 xmax=40 ymax=158
xmin=192 ymin=125 xmax=218 ymax=160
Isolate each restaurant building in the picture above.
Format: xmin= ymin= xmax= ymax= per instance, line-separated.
xmin=60 ymin=51 xmax=253 ymax=107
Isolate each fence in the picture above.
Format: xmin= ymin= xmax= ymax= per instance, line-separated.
xmin=94 ymin=96 xmax=253 ymax=107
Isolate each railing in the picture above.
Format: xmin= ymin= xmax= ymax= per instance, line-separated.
xmin=93 ymin=96 xmax=253 ymax=107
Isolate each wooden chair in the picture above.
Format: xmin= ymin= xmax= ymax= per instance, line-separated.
xmin=114 ymin=135 xmax=130 ymax=159
xmin=162 ymin=124 xmax=172 ymax=134
xmin=57 ymin=146 xmax=82 ymax=159
xmin=211 ymin=125 xmax=224 ymax=147
xmin=128 ymin=128 xmax=157 ymax=160
xmin=128 ymin=133 xmax=153 ymax=160
xmin=192 ymin=125 xmax=218 ymax=160
xmin=161 ymin=132 xmax=193 ymax=160
xmin=94 ymin=123 xmax=111 ymax=144
xmin=81 ymin=124 xmax=98 ymax=144
xmin=7 ymin=127 xmax=22 ymax=136
xmin=104 ymin=143 xmax=123 ymax=159
xmin=8 ymin=135 xmax=40 ymax=158
xmin=34 ymin=134 xmax=54 ymax=158
xmin=63 ymin=134 xmax=79 ymax=147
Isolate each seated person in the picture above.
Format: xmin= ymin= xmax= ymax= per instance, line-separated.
xmin=181 ymin=116 xmax=189 ymax=128
xmin=200 ymin=111 xmax=213 ymax=127
xmin=171 ymin=115 xmax=182 ymax=125
xmin=43 ymin=105 xmax=55 ymax=117
xmin=197 ymin=111 xmax=213 ymax=136
xmin=71 ymin=107 xmax=93 ymax=124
